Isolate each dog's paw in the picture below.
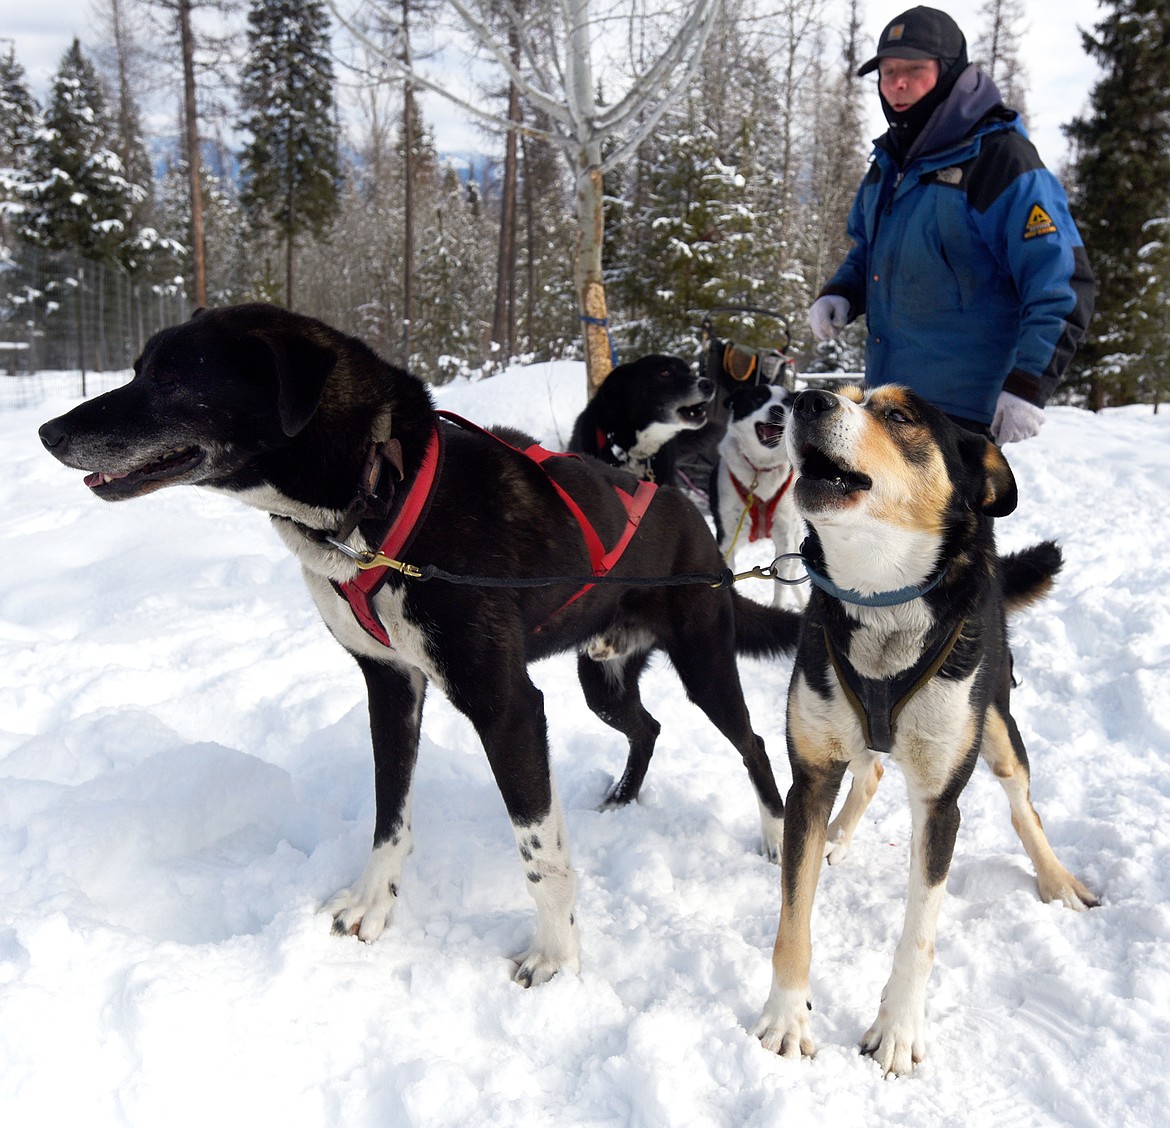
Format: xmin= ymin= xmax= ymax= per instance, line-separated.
xmin=752 ymin=986 xmax=816 ymax=1059
xmin=1037 ymin=867 xmax=1099 ymax=911
xmin=824 ymin=826 xmax=852 ymax=866
xmin=325 ymin=880 xmax=397 ymax=942
xmin=600 ymin=776 xmax=638 ymax=809
xmin=512 ymin=927 xmax=581 ymax=988
xmin=860 ymin=1011 xmax=925 ymax=1077
xmin=758 ymin=806 xmax=784 ymax=864
xmin=325 ymin=839 xmax=410 ymax=941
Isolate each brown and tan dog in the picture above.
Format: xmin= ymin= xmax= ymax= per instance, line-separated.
xmin=752 ymin=385 xmax=1096 ymax=1076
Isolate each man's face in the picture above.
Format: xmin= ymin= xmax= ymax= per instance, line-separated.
xmin=878 ymin=57 xmax=941 ymax=112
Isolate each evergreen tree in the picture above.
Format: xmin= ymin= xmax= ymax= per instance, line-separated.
xmin=609 ymin=107 xmax=758 ymax=356
xmin=1065 ymin=0 xmax=1170 ymax=407
xmin=801 ymin=2 xmax=868 ymax=373
xmin=238 ymin=0 xmax=341 ymax=310
xmin=17 ymin=38 xmax=140 ymax=265
xmin=0 ymin=47 xmax=39 ymax=252
xmin=94 ymin=0 xmax=158 ymax=254
xmin=516 ymin=123 xmax=578 ymax=361
xmin=412 ymin=167 xmax=494 ymax=381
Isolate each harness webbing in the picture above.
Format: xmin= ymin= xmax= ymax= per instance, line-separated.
xmin=824 ymin=616 xmax=967 ymax=754
xmin=335 ymin=411 xmax=658 ymax=647
xmin=335 ymin=422 xmax=443 ymax=647
xmin=729 ymin=468 xmax=794 ymax=542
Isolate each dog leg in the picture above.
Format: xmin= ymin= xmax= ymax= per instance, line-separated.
xmin=327 ymin=659 xmax=425 ymax=942
xmin=468 ymin=673 xmax=581 ymax=987
xmin=859 ymin=788 xmax=959 ymax=1076
xmin=576 ymin=650 xmax=661 ymax=807
xmin=666 ymin=632 xmax=786 ymax=860
xmin=981 ymin=706 xmax=1098 ymax=910
xmin=508 ymin=790 xmax=580 ymax=987
xmin=753 ymin=757 xmax=845 ymax=1055
xmin=825 ymin=754 xmax=884 ymax=865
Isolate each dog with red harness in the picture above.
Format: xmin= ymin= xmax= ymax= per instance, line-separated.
xmin=38 ymin=304 xmax=801 ymax=987
xmin=710 ymin=383 xmax=804 ymax=608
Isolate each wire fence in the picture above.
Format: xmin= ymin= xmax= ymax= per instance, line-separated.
xmin=1 ymin=244 xmax=189 ymax=380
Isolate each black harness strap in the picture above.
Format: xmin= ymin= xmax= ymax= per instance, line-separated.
xmin=824 ymin=617 xmax=967 ymax=753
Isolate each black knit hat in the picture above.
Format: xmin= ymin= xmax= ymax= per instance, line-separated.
xmin=857 ymin=6 xmax=966 ymax=76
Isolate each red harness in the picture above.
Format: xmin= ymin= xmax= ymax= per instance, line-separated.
xmin=730 ymin=468 xmax=794 ymax=542
xmin=337 ymin=412 xmax=657 ymax=647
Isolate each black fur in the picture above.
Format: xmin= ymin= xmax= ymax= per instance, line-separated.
xmin=568 ymin=354 xmax=713 ymax=483
xmin=754 ymin=385 xmax=1095 ymax=1074
xmin=39 ymin=303 xmax=799 ymax=985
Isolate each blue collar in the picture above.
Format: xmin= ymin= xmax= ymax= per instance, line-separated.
xmin=803 ymin=560 xmax=946 ymax=608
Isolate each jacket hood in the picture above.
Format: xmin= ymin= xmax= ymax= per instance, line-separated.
xmin=880 ymin=64 xmax=1009 ymax=166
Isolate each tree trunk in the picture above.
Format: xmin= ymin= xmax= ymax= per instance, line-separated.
xmin=76 ymin=259 xmax=88 ymax=397
xmin=178 ymin=0 xmax=206 ymax=308
xmin=401 ymin=0 xmax=415 ymax=368
xmin=575 ymin=143 xmax=612 ymax=395
xmin=566 ymin=0 xmax=612 ymax=394
xmin=491 ymin=58 xmax=520 ymax=361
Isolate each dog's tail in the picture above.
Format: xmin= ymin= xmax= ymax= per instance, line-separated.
xmin=731 ymin=591 xmax=802 ymax=657
xmin=1001 ymin=540 xmax=1063 ymax=614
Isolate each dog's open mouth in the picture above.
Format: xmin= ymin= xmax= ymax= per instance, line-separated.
xmin=755 ymin=420 xmax=785 ymax=448
xmin=796 ymin=444 xmax=872 ymax=497
xmin=676 ymin=400 xmax=709 ymax=428
xmin=83 ymin=446 xmax=207 ymax=499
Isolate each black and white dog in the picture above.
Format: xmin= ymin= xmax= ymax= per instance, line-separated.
xmin=38 ymin=304 xmax=801 ymax=987
xmin=568 ymin=354 xmax=713 ymax=482
xmin=752 ymin=385 xmax=1096 ymax=1076
xmin=710 ymin=384 xmax=804 ymax=608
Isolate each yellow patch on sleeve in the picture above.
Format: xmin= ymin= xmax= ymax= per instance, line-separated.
xmin=1024 ymin=204 xmax=1058 ymax=240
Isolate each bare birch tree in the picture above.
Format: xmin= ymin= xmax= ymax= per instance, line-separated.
xmin=331 ymin=0 xmax=720 ymax=390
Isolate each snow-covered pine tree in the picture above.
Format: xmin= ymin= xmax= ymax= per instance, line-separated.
xmin=17 ymin=39 xmax=139 ymax=266
xmin=411 ymin=166 xmax=494 ymax=382
xmin=93 ymin=0 xmax=159 ymax=269
xmin=238 ymin=0 xmax=340 ymax=310
xmin=1065 ymin=0 xmax=1170 ymax=408
xmin=608 ymin=105 xmax=757 ymax=357
xmin=0 ymin=46 xmax=39 ymax=253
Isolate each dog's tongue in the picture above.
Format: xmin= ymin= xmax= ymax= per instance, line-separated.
xmin=84 ymin=470 xmax=128 ymax=488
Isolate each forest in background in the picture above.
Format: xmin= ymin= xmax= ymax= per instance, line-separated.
xmin=1 ymin=0 xmax=1167 ymax=409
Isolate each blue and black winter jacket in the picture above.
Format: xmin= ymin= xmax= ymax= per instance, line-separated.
xmin=822 ymin=67 xmax=1095 ymax=425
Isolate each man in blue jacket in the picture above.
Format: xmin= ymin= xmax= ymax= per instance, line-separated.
xmin=809 ymin=6 xmax=1095 ymax=443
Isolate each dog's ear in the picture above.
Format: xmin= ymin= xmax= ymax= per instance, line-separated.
xmin=246 ymin=329 xmax=335 ymax=436
xmin=959 ymin=433 xmax=1017 ymax=517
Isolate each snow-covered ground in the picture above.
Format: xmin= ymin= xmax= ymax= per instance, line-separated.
xmin=2 ymin=361 xmax=1168 ymax=1127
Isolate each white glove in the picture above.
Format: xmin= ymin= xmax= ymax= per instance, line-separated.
xmin=991 ymin=391 xmax=1045 ymax=444
xmin=808 ymin=295 xmax=850 ymax=342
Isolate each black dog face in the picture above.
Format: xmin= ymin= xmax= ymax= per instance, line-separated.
xmin=603 ymin=355 xmax=714 ymax=432
xmin=39 ymin=306 xmax=337 ymax=501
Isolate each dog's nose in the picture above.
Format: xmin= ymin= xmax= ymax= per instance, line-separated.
xmin=39 ymin=418 xmax=69 ymax=453
xmin=698 ymin=377 xmax=715 ymax=399
xmin=793 ymin=389 xmax=838 ymax=418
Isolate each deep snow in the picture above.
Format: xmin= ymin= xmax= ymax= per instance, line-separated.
xmin=1 ymin=361 xmax=1168 ymax=1127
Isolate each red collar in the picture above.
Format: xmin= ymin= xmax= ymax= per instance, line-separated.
xmin=337 ymin=412 xmax=657 ymax=647
xmin=730 ymin=468 xmax=794 ymax=542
